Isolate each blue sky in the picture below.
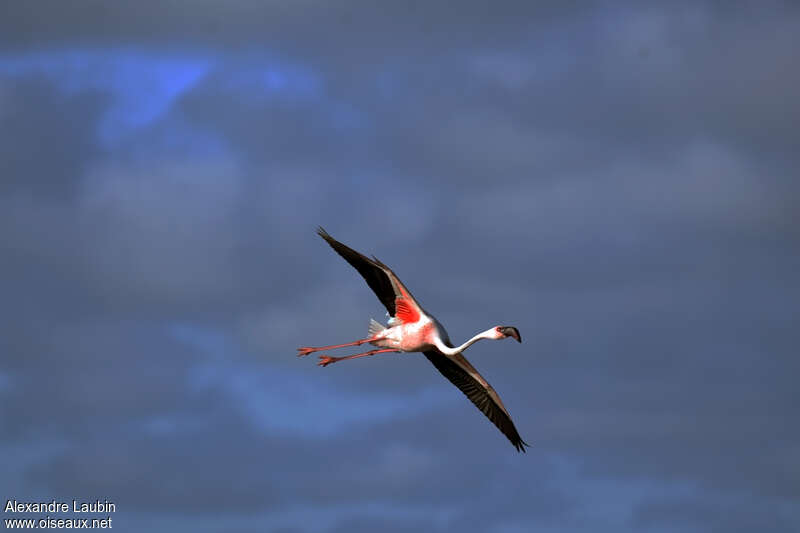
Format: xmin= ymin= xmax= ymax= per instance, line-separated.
xmin=1 ymin=2 xmax=798 ymax=532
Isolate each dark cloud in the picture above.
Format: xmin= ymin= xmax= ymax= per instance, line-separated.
xmin=1 ymin=1 xmax=798 ymax=532
xmin=0 ymin=1 xmax=585 ymax=54
xmin=632 ymin=492 xmax=800 ymax=533
xmin=0 ymin=78 xmax=106 ymax=199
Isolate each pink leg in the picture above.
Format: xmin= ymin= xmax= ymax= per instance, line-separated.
xmin=317 ymin=348 xmax=399 ymax=367
xmin=297 ymin=337 xmax=375 ymax=357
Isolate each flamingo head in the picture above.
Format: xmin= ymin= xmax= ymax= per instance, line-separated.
xmin=494 ymin=326 xmax=522 ymax=343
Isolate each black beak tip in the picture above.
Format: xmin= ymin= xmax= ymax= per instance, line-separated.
xmin=501 ymin=327 xmax=521 ymax=343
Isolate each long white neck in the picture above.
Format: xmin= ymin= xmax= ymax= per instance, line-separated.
xmin=433 ymin=328 xmax=497 ymax=356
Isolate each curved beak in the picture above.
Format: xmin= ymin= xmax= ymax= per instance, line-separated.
xmin=500 ymin=326 xmax=521 ymax=343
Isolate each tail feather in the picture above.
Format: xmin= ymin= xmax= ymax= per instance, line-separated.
xmin=368 ymin=318 xmax=386 ymax=338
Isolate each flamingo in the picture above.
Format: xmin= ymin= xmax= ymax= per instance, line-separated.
xmin=298 ymin=228 xmax=528 ymax=452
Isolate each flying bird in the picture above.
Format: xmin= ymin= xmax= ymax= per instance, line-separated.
xmin=298 ymin=228 xmax=528 ymax=452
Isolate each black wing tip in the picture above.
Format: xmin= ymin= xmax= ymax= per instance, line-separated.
xmin=317 ymin=227 xmax=339 ymax=248
xmin=514 ymin=439 xmax=531 ymax=453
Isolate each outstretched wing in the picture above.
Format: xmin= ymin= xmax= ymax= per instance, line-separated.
xmin=317 ymin=227 xmax=424 ymax=324
xmin=424 ymin=349 xmax=529 ymax=452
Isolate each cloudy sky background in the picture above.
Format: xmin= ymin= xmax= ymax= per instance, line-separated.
xmin=1 ymin=1 xmax=798 ymax=531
